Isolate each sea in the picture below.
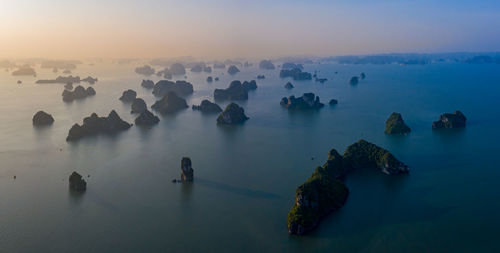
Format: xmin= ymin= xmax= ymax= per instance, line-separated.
xmin=0 ymin=61 xmax=499 ymax=252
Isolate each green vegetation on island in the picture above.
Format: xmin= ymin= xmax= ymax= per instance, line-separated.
xmin=288 ymin=139 xmax=408 ymax=235
xmin=385 ymin=112 xmax=411 ymax=134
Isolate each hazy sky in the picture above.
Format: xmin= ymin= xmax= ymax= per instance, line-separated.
xmin=1 ymin=0 xmax=499 ymax=59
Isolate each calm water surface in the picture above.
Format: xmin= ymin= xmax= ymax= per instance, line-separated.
xmin=0 ymin=62 xmax=499 ymax=252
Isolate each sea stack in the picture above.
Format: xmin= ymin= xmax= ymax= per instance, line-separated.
xmin=385 ymin=112 xmax=411 ymax=134
xmin=32 ymin=111 xmax=54 ymax=126
xmin=69 ymin=172 xmax=87 ymax=191
xmin=181 ymin=157 xmax=194 ymax=182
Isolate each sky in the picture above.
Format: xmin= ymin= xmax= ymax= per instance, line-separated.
xmin=0 ymin=0 xmax=499 ymax=59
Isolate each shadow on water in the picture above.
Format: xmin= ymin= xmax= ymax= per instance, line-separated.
xmin=432 ymin=127 xmax=466 ymax=142
xmin=68 ymin=188 xmax=85 ymax=205
xmin=285 ymin=108 xmax=322 ymax=124
xmin=195 ymin=178 xmax=280 ymax=200
xmin=180 ymin=182 xmax=193 ymax=201
xmin=32 ymin=124 xmax=53 ymax=139
xmin=216 ymin=123 xmax=246 ymax=137
xmin=304 ymin=168 xmax=453 ymax=239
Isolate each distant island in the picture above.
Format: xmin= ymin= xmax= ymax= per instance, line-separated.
xmin=259 ymin=60 xmax=275 ymax=70
xmin=135 ymin=65 xmax=155 ymax=76
xmin=12 ymin=65 xmax=36 ymax=76
xmin=227 ymin=65 xmax=240 ymax=75
xmin=36 ymin=75 xmax=97 ymax=84
xmin=279 ymin=68 xmax=312 ymax=80
xmin=152 ymin=80 xmax=194 ymax=97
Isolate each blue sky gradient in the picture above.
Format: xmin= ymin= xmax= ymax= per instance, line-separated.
xmin=0 ymin=0 xmax=499 ymax=58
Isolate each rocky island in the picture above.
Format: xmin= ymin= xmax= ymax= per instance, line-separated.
xmin=216 ymin=103 xmax=249 ymax=124
xmin=62 ymin=85 xmax=95 ymax=102
xmin=282 ymin=63 xmax=304 ymax=70
xmin=242 ymin=80 xmax=257 ymax=91
xmin=284 ymin=82 xmax=294 ymax=89
xmin=343 ymin=140 xmax=410 ymax=175
xmin=119 ymin=89 xmax=137 ymax=102
xmin=141 ymin=79 xmax=154 ymax=89
xmin=66 ymin=110 xmax=132 ymax=141
xmin=170 ymin=63 xmax=186 ymax=76
xmin=32 ymin=111 xmax=54 ymax=126
xmin=213 ymin=62 xmax=226 ymax=69
xmin=227 ymin=65 xmax=240 ymax=75
xmin=288 ymin=139 xmax=409 ymax=235
xmin=279 ymin=68 xmax=312 ymax=80
xmin=214 ymin=81 xmax=250 ymax=100
xmin=259 ymin=60 xmax=275 ymax=70
xmin=36 ymin=75 xmax=97 ymax=84
xmin=385 ymin=112 xmax=411 ymax=134
xmin=280 ymin=93 xmax=324 ymax=110
xmin=192 ymin=99 xmax=222 ymax=113
xmin=432 ymin=111 xmax=467 ymax=129
xmin=135 ymin=109 xmax=160 ymax=126
xmin=12 ymin=65 xmax=36 ymax=76
xmin=152 ymin=80 xmax=194 ymax=97
xmin=329 ymin=99 xmax=338 ymax=106
xmin=151 ymin=91 xmax=188 ymax=114
xmin=135 ymin=65 xmax=155 ymax=76
xmin=69 ymin=172 xmax=87 ymax=191
xmin=131 ymin=98 xmax=147 ymax=114
xmin=349 ymin=76 xmax=359 ymax=85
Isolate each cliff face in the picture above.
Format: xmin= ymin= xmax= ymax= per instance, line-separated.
xmin=287 ymin=140 xmax=409 ymax=235
xmin=287 ymin=149 xmax=349 ymax=235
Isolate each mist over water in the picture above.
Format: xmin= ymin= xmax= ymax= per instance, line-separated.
xmin=0 ymin=61 xmax=499 ymax=252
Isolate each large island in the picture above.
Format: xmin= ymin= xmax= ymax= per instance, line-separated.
xmin=287 ymin=139 xmax=409 ymax=235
